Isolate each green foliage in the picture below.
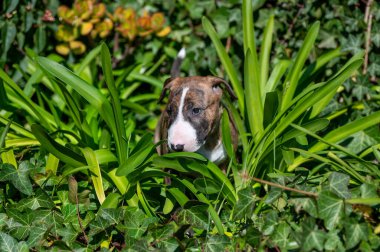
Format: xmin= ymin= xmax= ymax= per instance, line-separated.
xmin=0 ymin=0 xmax=380 ymax=250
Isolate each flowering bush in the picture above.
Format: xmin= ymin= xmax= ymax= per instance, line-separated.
xmin=55 ymin=0 xmax=171 ymax=55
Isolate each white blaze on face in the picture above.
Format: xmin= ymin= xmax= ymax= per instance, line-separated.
xmin=168 ymin=87 xmax=200 ymax=152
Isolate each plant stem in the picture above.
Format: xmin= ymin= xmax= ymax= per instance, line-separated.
xmin=363 ymin=0 xmax=373 ymax=74
xmin=251 ymin=177 xmax=318 ymax=198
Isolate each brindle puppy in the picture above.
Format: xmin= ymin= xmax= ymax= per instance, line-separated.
xmin=155 ymin=76 xmax=237 ymax=165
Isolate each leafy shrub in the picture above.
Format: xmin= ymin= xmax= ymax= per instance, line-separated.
xmin=0 ymin=0 xmax=380 ymax=251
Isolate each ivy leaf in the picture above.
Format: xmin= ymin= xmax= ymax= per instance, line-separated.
xmin=328 ymin=172 xmax=351 ymax=199
xmin=233 ymin=187 xmax=257 ymax=220
xmin=0 ymin=232 xmax=17 ymax=252
xmin=26 ymin=224 xmax=47 ymax=247
xmin=324 ymin=230 xmax=345 ymax=251
xmin=342 ymin=35 xmax=363 ymax=54
xmin=98 ymin=208 xmax=123 ymax=225
xmin=262 ymin=210 xmax=278 ymax=236
xmin=56 ymin=226 xmax=78 ymax=245
xmin=178 ymin=204 xmax=209 ymax=230
xmin=0 ymin=163 xmax=33 ymax=196
xmin=317 ymin=191 xmax=345 ymax=230
xmin=360 ymin=183 xmax=378 ymax=198
xmin=270 ymin=222 xmax=291 ymax=249
xmin=345 ymin=219 xmax=369 ymax=249
xmin=372 ymin=24 xmax=380 ymax=48
xmin=345 ymin=129 xmax=379 ymax=154
xmin=302 ymin=229 xmax=326 ymax=251
xmin=205 ymin=235 xmax=231 ymax=252
xmin=123 ymin=207 xmax=158 ymax=239
xmin=18 ymin=189 xmax=54 ymax=210
xmin=292 ymin=197 xmax=318 ymax=218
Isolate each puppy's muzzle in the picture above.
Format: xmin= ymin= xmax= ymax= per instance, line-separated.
xmin=170 ymin=144 xmax=185 ymax=152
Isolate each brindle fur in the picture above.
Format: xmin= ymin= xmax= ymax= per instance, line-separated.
xmin=155 ymin=76 xmax=238 ymax=163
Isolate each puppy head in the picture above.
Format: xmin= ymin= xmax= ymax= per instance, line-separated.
xmin=158 ymin=76 xmax=235 ymax=152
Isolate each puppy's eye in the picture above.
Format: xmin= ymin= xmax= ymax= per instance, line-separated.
xmin=192 ymin=108 xmax=202 ymax=115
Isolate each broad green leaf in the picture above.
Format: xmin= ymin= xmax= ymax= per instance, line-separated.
xmin=345 ymin=219 xmax=369 ymax=249
xmin=262 ymin=210 xmax=278 ymax=235
xmin=123 ymin=207 xmax=158 ymax=239
xmin=18 ymin=189 xmax=54 ymax=210
xmin=0 ymin=162 xmax=33 ymax=195
xmin=318 ymin=191 xmax=345 ymax=230
xmin=233 ymin=187 xmax=257 ymax=220
xmin=178 ymin=204 xmax=209 ymax=230
xmin=0 ymin=232 xmax=18 ymax=252
xmin=26 ymin=224 xmax=46 ymax=247
xmin=324 ymin=230 xmax=345 ymax=251
xmin=328 ymin=172 xmax=351 ymax=199
xmin=302 ymin=229 xmax=326 ymax=252
xmin=194 ymin=177 xmax=221 ymax=194
xmin=1 ymin=22 xmax=17 ymax=60
xmin=271 ymin=222 xmax=291 ymax=250
xmin=0 ymin=69 xmax=52 ymax=130
xmin=98 ymin=208 xmax=123 ymax=225
xmin=205 ymin=235 xmax=231 ymax=252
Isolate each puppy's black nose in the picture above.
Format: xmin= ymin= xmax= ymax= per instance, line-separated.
xmin=171 ymin=144 xmax=184 ymax=152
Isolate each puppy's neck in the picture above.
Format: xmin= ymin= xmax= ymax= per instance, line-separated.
xmin=197 ymin=114 xmax=226 ymax=164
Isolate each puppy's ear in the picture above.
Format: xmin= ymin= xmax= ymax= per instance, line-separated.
xmin=207 ymin=76 xmax=237 ymax=100
xmin=158 ymin=77 xmax=175 ymax=103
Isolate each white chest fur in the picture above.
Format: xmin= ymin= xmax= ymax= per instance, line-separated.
xmin=197 ymin=140 xmax=226 ymax=164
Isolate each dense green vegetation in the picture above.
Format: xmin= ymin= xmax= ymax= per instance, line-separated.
xmin=0 ymin=0 xmax=379 ymax=251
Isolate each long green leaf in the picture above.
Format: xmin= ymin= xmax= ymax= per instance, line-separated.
xmin=243 ymin=0 xmax=260 ymax=109
xmin=245 ymin=49 xmax=263 ymax=139
xmin=36 ymin=57 xmax=117 ymax=138
xmin=259 ymin=14 xmax=274 ymax=100
xmin=31 ymin=124 xmax=86 ymax=167
xmin=81 ymin=147 xmax=106 ymax=204
xmin=289 ymin=110 xmax=380 ymax=170
xmin=202 ymin=17 xmax=244 ymax=113
xmin=101 ymin=43 xmax=128 ymax=164
xmin=249 ymin=58 xmax=362 ymax=175
xmin=310 ymin=51 xmax=364 ymax=118
xmin=281 ymin=21 xmax=320 ymax=110
xmin=0 ymin=69 xmax=52 ymax=130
